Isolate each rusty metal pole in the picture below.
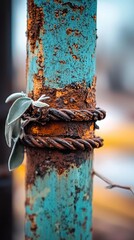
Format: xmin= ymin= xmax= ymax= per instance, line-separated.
xmin=25 ymin=0 xmax=99 ymax=239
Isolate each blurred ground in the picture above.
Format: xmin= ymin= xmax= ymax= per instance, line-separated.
xmin=10 ymin=0 xmax=134 ymax=239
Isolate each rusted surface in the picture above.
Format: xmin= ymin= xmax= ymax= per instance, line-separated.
xmin=25 ymin=77 xmax=99 ymax=175
xmin=29 ymin=214 xmax=37 ymax=231
xmin=26 ymin=121 xmax=94 ymax=138
xmin=27 ymin=0 xmax=44 ymax=53
xmin=30 ymin=75 xmax=96 ymax=109
xmin=26 ymin=148 xmax=92 ymax=185
xmin=33 ymin=70 xmax=44 ymax=99
xmin=85 ymin=76 xmax=96 ymax=106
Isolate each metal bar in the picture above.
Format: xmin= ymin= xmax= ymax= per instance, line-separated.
xmin=25 ymin=0 xmax=97 ymax=239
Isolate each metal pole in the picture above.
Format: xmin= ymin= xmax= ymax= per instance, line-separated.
xmin=25 ymin=0 xmax=98 ymax=239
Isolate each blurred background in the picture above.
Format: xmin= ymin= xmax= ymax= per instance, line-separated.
xmin=0 ymin=0 xmax=134 ymax=239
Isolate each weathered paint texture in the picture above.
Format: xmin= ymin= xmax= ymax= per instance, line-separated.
xmin=26 ymin=0 xmax=97 ymax=239
xmin=25 ymin=149 xmax=93 ymax=240
xmin=27 ymin=0 xmax=97 ymax=91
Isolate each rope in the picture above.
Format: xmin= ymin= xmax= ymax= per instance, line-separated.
xmin=44 ymin=107 xmax=106 ymax=122
xmin=23 ymin=107 xmax=106 ymax=123
xmin=22 ymin=135 xmax=103 ymax=151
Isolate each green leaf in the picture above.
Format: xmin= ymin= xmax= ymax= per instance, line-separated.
xmin=5 ymin=92 xmax=27 ymax=103
xmin=5 ymin=118 xmax=21 ymax=147
xmin=7 ymin=97 xmax=32 ymax=125
xmin=8 ymin=138 xmax=24 ymax=171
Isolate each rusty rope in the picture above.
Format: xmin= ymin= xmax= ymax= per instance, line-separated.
xmin=24 ymin=107 xmax=106 ymax=123
xmin=46 ymin=107 xmax=106 ymax=121
xmin=22 ymin=135 xmax=103 ymax=151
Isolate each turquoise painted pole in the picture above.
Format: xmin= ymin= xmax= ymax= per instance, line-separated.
xmin=25 ymin=0 xmax=97 ymax=239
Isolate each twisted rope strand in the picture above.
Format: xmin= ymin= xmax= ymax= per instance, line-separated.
xmin=46 ymin=107 xmax=106 ymax=122
xmin=22 ymin=135 xmax=103 ymax=151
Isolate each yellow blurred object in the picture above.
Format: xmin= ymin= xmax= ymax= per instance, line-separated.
xmin=100 ymin=123 xmax=134 ymax=150
xmin=13 ymin=156 xmax=26 ymax=183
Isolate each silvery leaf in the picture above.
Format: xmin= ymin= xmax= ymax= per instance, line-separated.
xmin=33 ymin=100 xmax=49 ymax=108
xmin=8 ymin=138 xmax=24 ymax=171
xmin=38 ymin=95 xmax=50 ymax=101
xmin=5 ymin=118 xmax=21 ymax=147
xmin=5 ymin=117 xmax=12 ymax=147
xmin=12 ymin=118 xmax=21 ymax=140
xmin=7 ymin=97 xmax=32 ymax=125
xmin=5 ymin=92 xmax=27 ymax=103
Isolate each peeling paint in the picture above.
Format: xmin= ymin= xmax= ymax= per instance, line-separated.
xmin=25 ymin=158 xmax=93 ymax=240
xmin=26 ymin=186 xmax=50 ymax=206
xmin=30 ymin=78 xmax=96 ymax=108
xmin=27 ymin=0 xmax=44 ymax=54
xmin=27 ymin=0 xmax=97 ymax=91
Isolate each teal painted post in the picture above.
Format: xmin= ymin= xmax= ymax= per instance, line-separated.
xmin=25 ymin=0 xmax=97 ymax=239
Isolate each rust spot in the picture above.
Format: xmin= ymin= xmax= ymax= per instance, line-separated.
xmin=25 ymin=197 xmax=30 ymax=206
xmin=74 ymin=30 xmax=81 ymax=36
xmin=82 ymin=216 xmax=87 ymax=230
xmin=72 ymin=55 xmax=80 ymax=60
xmin=92 ymin=15 xmax=96 ymax=21
xmin=28 ymin=214 xmax=37 ymax=231
xmin=73 ymin=44 xmax=78 ymax=50
xmin=55 ymin=10 xmax=60 ymax=18
xmin=62 ymin=2 xmax=84 ymax=14
xmin=55 ymin=8 xmax=68 ymax=18
xmin=69 ymin=46 xmax=73 ymax=55
xmin=62 ymin=8 xmax=68 ymax=16
xmin=66 ymin=28 xmax=81 ymax=37
xmin=66 ymin=28 xmax=73 ymax=35
xmin=59 ymin=60 xmax=66 ymax=64
xmin=27 ymin=0 xmax=44 ymax=53
xmin=54 ymin=0 xmax=62 ymax=3
xmin=69 ymin=46 xmax=80 ymax=60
